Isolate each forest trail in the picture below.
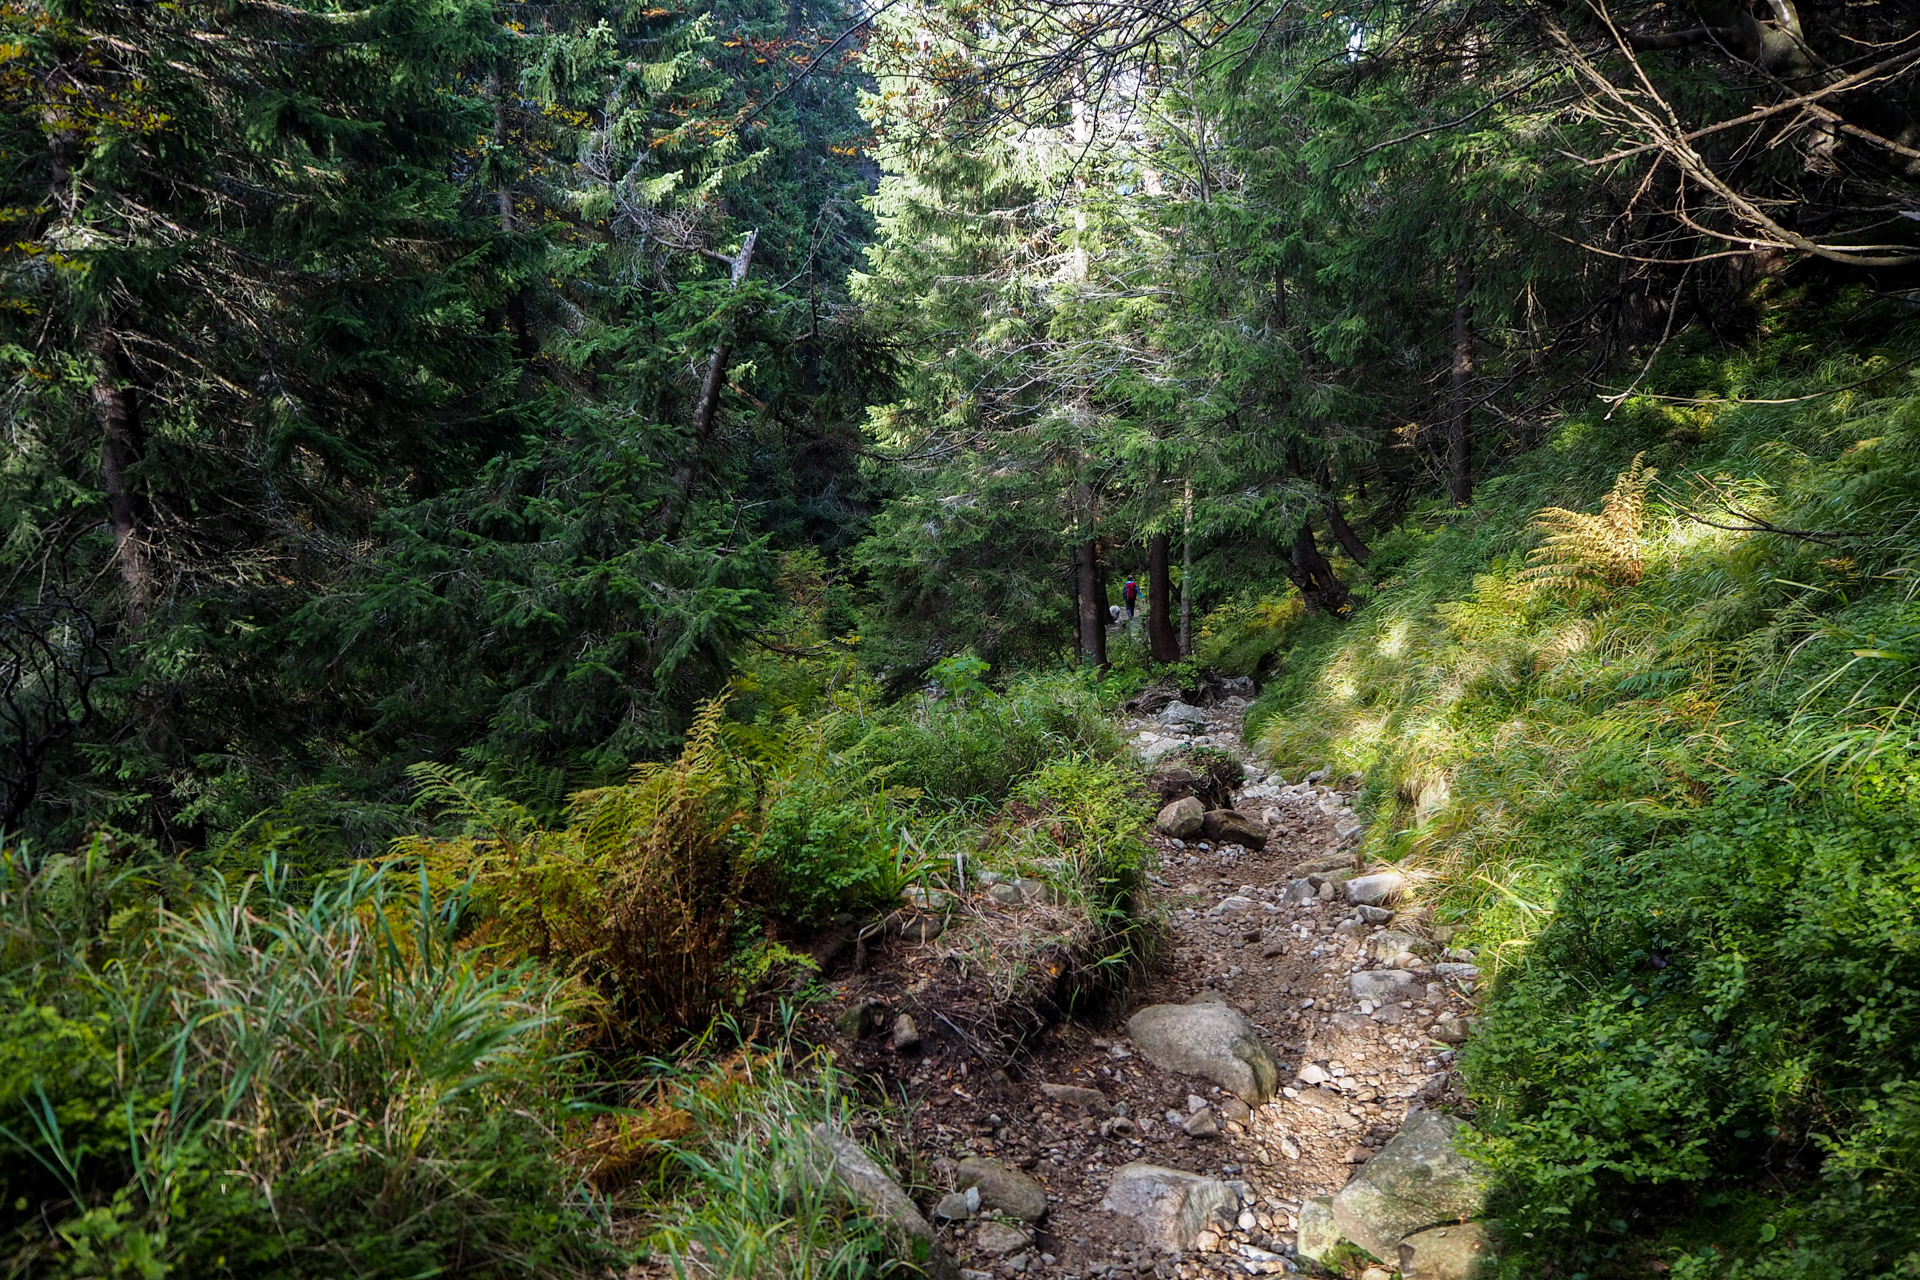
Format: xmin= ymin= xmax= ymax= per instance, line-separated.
xmin=916 ymin=696 xmax=1482 ymax=1280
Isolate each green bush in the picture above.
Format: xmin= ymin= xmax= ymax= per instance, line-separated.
xmin=1470 ymin=742 xmax=1920 ymax=1277
xmin=851 ymin=672 xmax=1121 ymax=803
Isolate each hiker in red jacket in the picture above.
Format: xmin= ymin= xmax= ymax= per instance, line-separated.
xmin=1122 ymin=578 xmax=1138 ymax=619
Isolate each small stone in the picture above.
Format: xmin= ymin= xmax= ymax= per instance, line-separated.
xmin=1040 ymin=1083 xmax=1110 ymax=1113
xmin=1433 ymin=962 xmax=1483 ymax=982
xmin=837 ymin=1000 xmax=884 ymax=1039
xmin=958 ymin=1157 xmax=1049 ymax=1223
xmin=904 ymin=886 xmax=953 ymax=910
xmin=973 ymin=1220 xmax=1033 ymax=1255
xmin=989 ymin=882 xmax=1026 ymax=905
xmin=1296 ymin=1064 xmax=1332 ymax=1086
xmin=1357 ymin=904 xmax=1395 ymax=924
xmin=1279 ymin=1136 xmax=1301 ymax=1160
xmin=1345 ymin=872 xmax=1407 ymax=907
xmin=935 ymin=1191 xmax=976 ymax=1221
xmin=1208 ymin=895 xmax=1256 ymax=917
xmin=1220 ymin=1098 xmax=1252 ymax=1125
xmin=1360 ymin=1268 xmax=1394 ymax=1280
xmin=1431 ymin=1017 xmax=1475 ymax=1045
xmin=897 ymin=914 xmax=945 ymax=943
xmin=1183 ymin=1107 xmax=1221 ymax=1138
xmin=891 ymin=1013 xmax=921 ymax=1053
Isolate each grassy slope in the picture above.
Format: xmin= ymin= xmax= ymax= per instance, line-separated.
xmin=1238 ymin=291 xmax=1920 ymax=1278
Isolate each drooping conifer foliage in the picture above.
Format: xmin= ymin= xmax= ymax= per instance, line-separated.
xmin=2 ymin=0 xmax=884 ymax=850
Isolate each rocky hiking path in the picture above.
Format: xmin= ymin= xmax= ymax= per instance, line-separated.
xmin=816 ymin=691 xmax=1496 ymax=1280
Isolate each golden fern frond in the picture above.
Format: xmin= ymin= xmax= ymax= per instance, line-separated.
xmin=1522 ymin=452 xmax=1657 ymax=590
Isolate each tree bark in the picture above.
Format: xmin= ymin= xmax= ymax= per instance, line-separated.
xmin=1448 ymin=255 xmax=1475 ymax=506
xmin=1284 ymin=520 xmax=1351 ymax=615
xmin=658 ymin=230 xmax=758 ymax=540
xmin=89 ymin=327 xmax=149 ymax=626
xmin=1322 ymin=495 xmax=1371 ymax=565
xmin=1147 ymin=532 xmax=1179 ymax=663
xmin=1179 ymin=479 xmax=1193 ymax=657
xmin=1077 ymin=537 xmax=1108 ymax=670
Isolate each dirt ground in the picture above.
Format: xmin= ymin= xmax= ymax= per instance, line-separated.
xmin=814 ymin=697 xmax=1481 ymax=1280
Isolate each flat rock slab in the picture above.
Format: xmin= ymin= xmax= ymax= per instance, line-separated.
xmin=1098 ymin=1163 xmax=1239 ymax=1251
xmin=1127 ymin=1001 xmax=1282 ymax=1103
xmin=1332 ymin=1111 xmax=1491 ymax=1262
xmin=972 ymin=1220 xmax=1033 ymax=1255
xmin=1400 ymin=1220 xmax=1499 ymax=1280
xmin=1351 ymin=969 xmax=1420 ymax=1002
xmin=956 ymin=1157 xmax=1048 ymax=1222
xmin=803 ymin=1124 xmax=962 ymax=1280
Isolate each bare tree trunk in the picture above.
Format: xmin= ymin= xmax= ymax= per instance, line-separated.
xmin=659 ymin=230 xmax=758 ymax=540
xmin=1448 ymin=256 xmax=1474 ymax=506
xmin=1077 ymin=537 xmax=1107 ymax=670
xmin=1147 ymin=532 xmax=1179 ymax=663
xmin=89 ymin=327 xmax=149 ymax=626
xmin=1287 ymin=520 xmax=1352 ymax=615
xmin=1179 ymin=479 xmax=1193 ymax=657
xmin=1322 ymin=495 xmax=1372 ymax=565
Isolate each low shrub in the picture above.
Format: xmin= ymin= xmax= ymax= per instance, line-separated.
xmin=850 ymin=672 xmax=1122 ymax=803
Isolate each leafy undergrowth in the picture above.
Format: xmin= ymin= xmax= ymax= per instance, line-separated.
xmin=1 ymin=666 xmax=1150 ymax=1277
xmin=1237 ymin=297 xmax=1920 ymax=1278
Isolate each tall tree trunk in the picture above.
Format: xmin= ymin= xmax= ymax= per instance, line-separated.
xmin=658 ymin=230 xmax=758 ymax=541
xmin=89 ymin=327 xmax=149 ymax=626
xmin=1077 ymin=538 xmax=1107 ymax=670
xmin=1179 ymin=479 xmax=1193 ymax=656
xmin=1070 ymin=552 xmax=1083 ymax=664
xmin=1322 ymin=495 xmax=1371 ymax=565
xmin=1285 ymin=520 xmax=1351 ymax=615
xmin=1448 ymin=255 xmax=1475 ymax=506
xmin=1147 ymin=532 xmax=1179 ymax=663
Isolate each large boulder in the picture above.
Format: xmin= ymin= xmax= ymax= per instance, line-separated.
xmin=1200 ymin=809 xmax=1268 ymax=851
xmin=1155 ymin=796 xmax=1205 ymax=838
xmin=1295 ymin=1196 xmax=1345 ymax=1264
xmin=956 ymin=1157 xmax=1048 ymax=1223
xmin=1126 ymin=999 xmax=1281 ymax=1103
xmin=800 ymin=1125 xmax=963 ymax=1280
xmin=1330 ymin=1112 xmax=1490 ymax=1263
xmin=1098 ymin=1163 xmax=1238 ymax=1251
xmin=1399 ymin=1221 xmax=1499 ymax=1280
